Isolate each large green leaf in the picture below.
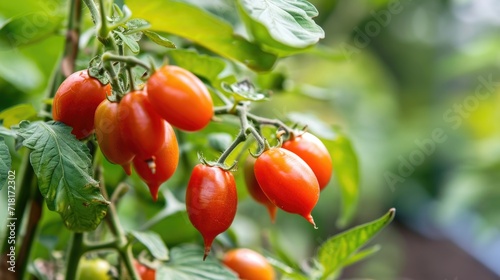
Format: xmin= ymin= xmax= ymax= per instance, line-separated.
xmin=126 ymin=0 xmax=277 ymax=71
xmin=237 ymin=0 xmax=324 ymax=55
xmin=0 ymin=12 xmax=64 ymax=50
xmin=156 ymin=245 xmax=238 ymax=280
xmin=131 ymin=231 xmax=169 ymax=261
xmin=0 ymin=137 xmax=11 ymax=190
xmin=317 ymin=208 xmax=395 ymax=278
xmin=17 ymin=121 xmax=109 ymax=232
xmin=0 ymin=104 xmax=38 ymax=128
xmin=330 ymin=130 xmax=359 ymax=228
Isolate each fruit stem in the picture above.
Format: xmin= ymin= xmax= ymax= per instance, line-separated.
xmin=102 ymin=53 xmax=151 ymax=71
xmin=247 ymin=112 xmax=294 ymax=137
xmin=215 ymin=104 xmax=267 ymax=166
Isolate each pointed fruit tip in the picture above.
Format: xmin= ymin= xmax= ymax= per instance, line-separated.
xmin=202 ymin=237 xmax=214 ymax=261
xmin=122 ymin=163 xmax=132 ymax=176
xmin=305 ymin=214 xmax=317 ymax=229
xmin=147 ymin=183 xmax=160 ymax=201
xmin=267 ymin=205 xmax=278 ymax=223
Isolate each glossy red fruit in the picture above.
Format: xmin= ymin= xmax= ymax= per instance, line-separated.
xmin=282 ymin=132 xmax=333 ymax=190
xmin=243 ymin=156 xmax=277 ymax=222
xmin=119 ymin=91 xmax=166 ymax=159
xmin=133 ymin=122 xmax=179 ymax=201
xmin=186 ymin=164 xmax=237 ymax=260
xmin=52 ymin=70 xmax=110 ymax=139
xmin=222 ymin=248 xmax=275 ymax=280
xmin=94 ymin=100 xmax=135 ymax=175
xmin=254 ymin=148 xmax=319 ymax=227
xmin=146 ymin=65 xmax=213 ymax=131
xmin=134 ymin=260 xmax=155 ymax=280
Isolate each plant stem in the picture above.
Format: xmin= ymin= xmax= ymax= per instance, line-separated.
xmin=215 ymin=104 xmax=267 ymax=166
xmin=82 ymin=0 xmax=117 ymax=51
xmin=65 ymin=233 xmax=84 ymax=280
xmin=17 ymin=189 xmax=43 ymax=278
xmin=102 ymin=52 xmax=151 ymax=71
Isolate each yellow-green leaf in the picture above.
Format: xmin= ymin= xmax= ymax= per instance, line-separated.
xmin=0 ymin=104 xmax=38 ymax=128
xmin=317 ymin=209 xmax=395 ymax=279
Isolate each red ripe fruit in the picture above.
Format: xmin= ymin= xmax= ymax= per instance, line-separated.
xmin=133 ymin=260 xmax=155 ymax=280
xmin=243 ymin=156 xmax=277 ymax=222
xmin=222 ymin=248 xmax=275 ymax=280
xmin=146 ymin=65 xmax=214 ymax=131
xmin=133 ymin=122 xmax=179 ymax=201
xmin=52 ymin=70 xmax=110 ymax=139
xmin=118 ymin=91 xmax=166 ymax=159
xmin=282 ymin=132 xmax=333 ymax=190
xmin=94 ymin=100 xmax=135 ymax=175
xmin=186 ymin=164 xmax=237 ymax=260
xmin=254 ymin=148 xmax=319 ymax=227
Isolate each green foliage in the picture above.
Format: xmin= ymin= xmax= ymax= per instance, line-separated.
xmin=127 ymin=0 xmax=277 ymax=71
xmin=330 ymin=130 xmax=359 ymax=228
xmin=317 ymin=208 xmax=395 ymax=278
xmin=0 ymin=12 xmax=64 ymax=50
xmin=17 ymin=121 xmax=109 ymax=232
xmin=0 ymin=103 xmax=38 ymax=128
xmin=143 ymin=30 xmax=176 ymax=49
xmin=156 ymin=245 xmax=238 ymax=280
xmin=0 ymin=137 xmax=11 ymax=190
xmin=131 ymin=231 xmax=169 ymax=261
xmin=237 ymin=0 xmax=324 ymax=55
xmin=343 ymin=245 xmax=381 ymax=267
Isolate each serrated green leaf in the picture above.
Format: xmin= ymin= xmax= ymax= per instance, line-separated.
xmin=114 ymin=31 xmax=140 ymax=54
xmin=156 ymin=245 xmax=237 ymax=280
xmin=0 ymin=13 xmax=64 ymax=50
xmin=0 ymin=104 xmax=38 ymax=128
xmin=88 ymin=55 xmax=110 ymax=85
xmin=131 ymin=231 xmax=169 ymax=261
xmin=17 ymin=121 xmax=109 ymax=232
xmin=317 ymin=209 xmax=395 ymax=278
xmin=168 ymin=49 xmax=231 ymax=86
xmin=0 ymin=137 xmax=11 ymax=190
xmin=143 ymin=30 xmax=176 ymax=48
xmin=237 ymin=0 xmax=324 ymax=55
xmin=342 ymin=245 xmax=381 ymax=267
xmin=124 ymin=18 xmax=151 ymax=34
xmin=127 ymin=0 xmax=277 ymax=71
xmin=330 ymin=131 xmax=359 ymax=228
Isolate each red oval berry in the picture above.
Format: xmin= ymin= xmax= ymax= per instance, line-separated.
xmin=282 ymin=132 xmax=333 ymax=190
xmin=222 ymin=248 xmax=275 ymax=280
xmin=254 ymin=148 xmax=319 ymax=227
xmin=186 ymin=164 xmax=237 ymax=260
xmin=118 ymin=91 xmax=166 ymax=159
xmin=243 ymin=155 xmax=277 ymax=222
xmin=133 ymin=122 xmax=179 ymax=201
xmin=52 ymin=70 xmax=110 ymax=139
xmin=146 ymin=65 xmax=213 ymax=131
xmin=94 ymin=99 xmax=135 ymax=175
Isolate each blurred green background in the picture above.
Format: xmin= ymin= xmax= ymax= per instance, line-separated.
xmin=1 ymin=0 xmax=500 ymax=279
